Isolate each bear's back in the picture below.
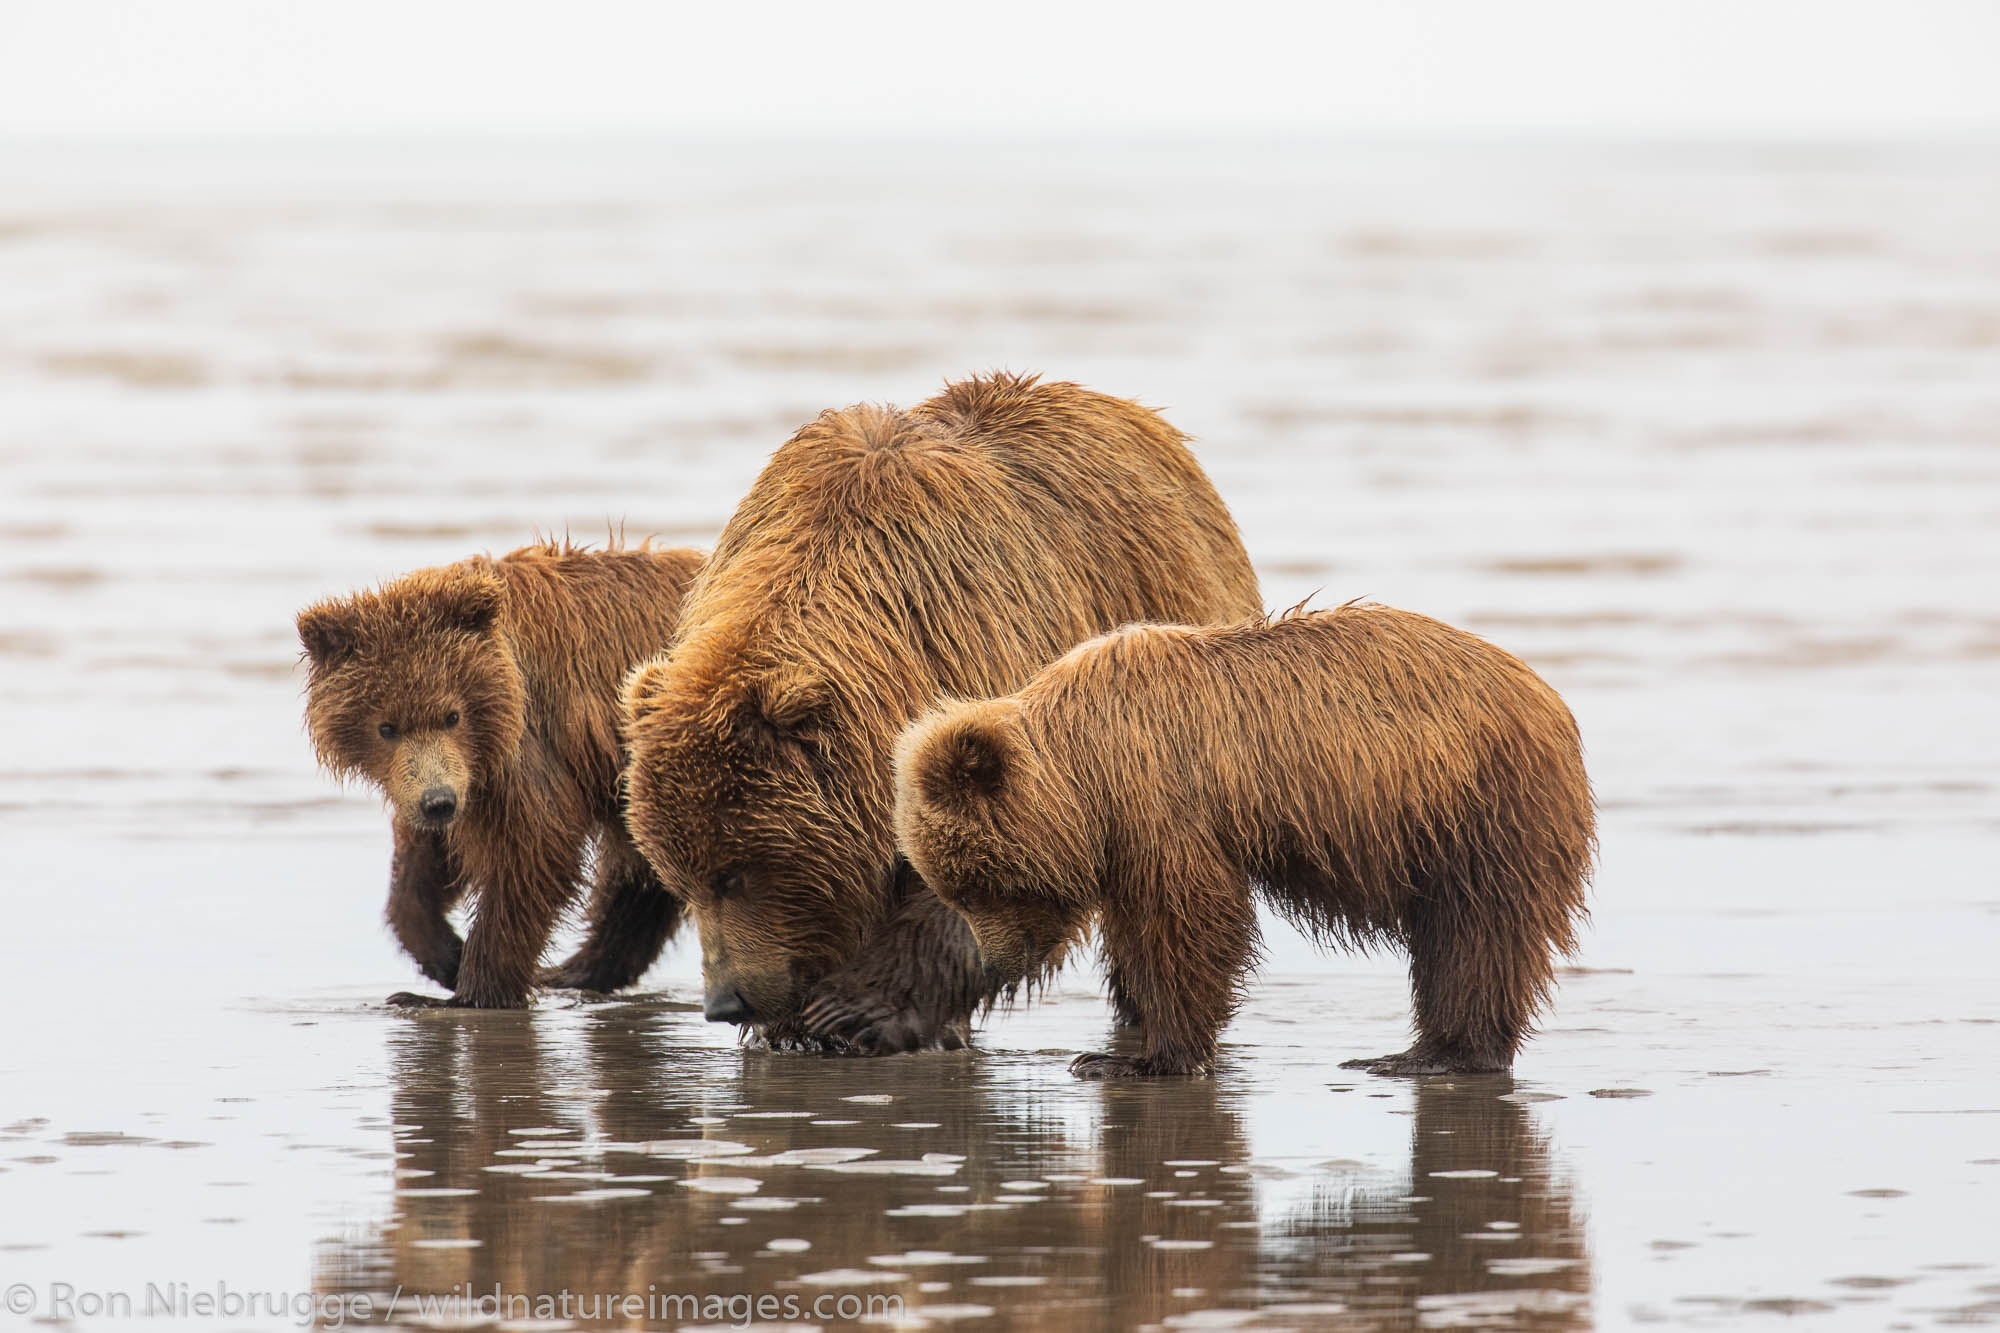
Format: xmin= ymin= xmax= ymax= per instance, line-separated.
xmin=681 ymin=373 xmax=1260 ymax=704
xmin=1024 ymin=606 xmax=1587 ymax=856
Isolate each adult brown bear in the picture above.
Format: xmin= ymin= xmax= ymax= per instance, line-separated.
xmin=620 ymin=373 xmax=1261 ymax=1050
xmin=298 ymin=541 xmax=704 ymax=1007
xmin=894 ymin=604 xmax=1595 ymax=1076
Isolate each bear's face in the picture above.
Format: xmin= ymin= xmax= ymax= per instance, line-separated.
xmin=893 ymin=698 xmax=1100 ymax=989
xmin=297 ymin=566 xmax=525 ymax=830
xmin=623 ymin=651 xmax=885 ymax=1027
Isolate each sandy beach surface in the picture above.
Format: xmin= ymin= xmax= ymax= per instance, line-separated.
xmin=1 ymin=137 xmax=1995 ymax=1329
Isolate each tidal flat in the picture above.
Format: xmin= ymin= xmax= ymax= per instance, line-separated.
xmin=0 ymin=137 xmax=1996 ymax=1329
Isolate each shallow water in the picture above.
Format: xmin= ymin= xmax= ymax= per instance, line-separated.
xmin=0 ymin=137 xmax=1996 ymax=1329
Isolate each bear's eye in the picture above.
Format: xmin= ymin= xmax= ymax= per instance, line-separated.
xmin=712 ymin=869 xmax=745 ymax=900
xmin=378 ymin=722 xmax=398 ymax=741
xmin=443 ymin=710 xmax=460 ymax=728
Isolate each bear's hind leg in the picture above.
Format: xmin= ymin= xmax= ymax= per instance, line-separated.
xmin=541 ymin=831 xmax=686 ymax=994
xmin=1344 ymin=892 xmax=1557 ymax=1076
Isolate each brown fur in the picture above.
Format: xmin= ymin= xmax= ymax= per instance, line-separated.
xmin=620 ymin=372 xmax=1261 ymax=1048
xmin=894 ymin=603 xmax=1595 ymax=1077
xmin=298 ymin=540 xmax=704 ymax=1007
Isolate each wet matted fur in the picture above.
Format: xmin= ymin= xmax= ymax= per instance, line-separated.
xmin=894 ymin=603 xmax=1596 ymax=1077
xmin=298 ymin=541 xmax=704 ymax=1007
xmin=620 ymin=372 xmax=1261 ymax=1050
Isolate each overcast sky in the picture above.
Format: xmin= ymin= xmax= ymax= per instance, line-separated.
xmin=3 ymin=0 xmax=1998 ymax=139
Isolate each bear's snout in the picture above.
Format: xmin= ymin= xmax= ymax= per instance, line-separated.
xmin=418 ymin=787 xmax=459 ymax=824
xmin=703 ymin=985 xmax=754 ymax=1025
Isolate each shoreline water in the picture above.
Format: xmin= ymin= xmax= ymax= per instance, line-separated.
xmin=2 ymin=138 xmax=1995 ymax=1328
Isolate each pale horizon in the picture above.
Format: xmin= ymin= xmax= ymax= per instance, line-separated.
xmin=4 ymin=0 xmax=1999 ymax=140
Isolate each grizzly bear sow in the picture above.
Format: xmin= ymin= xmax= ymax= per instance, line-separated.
xmin=298 ymin=541 xmax=703 ymax=1008
xmin=894 ymin=604 xmax=1595 ymax=1077
xmin=621 ymin=372 xmax=1261 ymax=1051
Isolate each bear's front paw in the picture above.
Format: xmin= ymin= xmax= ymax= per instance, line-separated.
xmin=385 ymin=991 xmax=450 ymax=1009
xmin=388 ymin=986 xmax=528 ymax=1010
xmin=845 ymin=1016 xmax=971 ymax=1055
xmin=795 ymin=990 xmax=893 ymax=1049
xmin=795 ymin=990 xmax=971 ymax=1055
xmin=1069 ymin=1052 xmax=1147 ymax=1079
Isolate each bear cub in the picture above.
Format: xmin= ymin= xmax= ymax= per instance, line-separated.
xmin=894 ymin=603 xmax=1595 ymax=1077
xmin=298 ymin=540 xmax=703 ymax=1007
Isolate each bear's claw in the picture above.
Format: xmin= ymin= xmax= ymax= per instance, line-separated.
xmin=1069 ymin=1052 xmax=1148 ymax=1079
xmin=385 ymin=991 xmax=450 ymax=1009
xmin=1340 ymin=1048 xmax=1509 ymax=1077
xmin=385 ymin=989 xmax=532 ymax=1011
xmin=794 ymin=988 xmax=970 ymax=1055
xmin=794 ymin=1009 xmax=970 ymax=1056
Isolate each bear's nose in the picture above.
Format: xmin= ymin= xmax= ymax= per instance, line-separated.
xmin=419 ymin=787 xmax=458 ymax=822
xmin=703 ymin=988 xmax=754 ymax=1025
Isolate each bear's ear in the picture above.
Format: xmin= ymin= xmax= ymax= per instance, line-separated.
xmin=435 ymin=569 xmax=506 ymax=636
xmin=760 ymin=670 xmax=830 ymax=732
xmin=911 ymin=702 xmax=1026 ymax=810
xmin=728 ymin=670 xmax=830 ymax=750
xmin=620 ymin=654 xmax=672 ymax=728
xmin=297 ymin=602 xmax=359 ymax=669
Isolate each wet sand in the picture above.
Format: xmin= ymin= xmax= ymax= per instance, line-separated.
xmin=0 ymin=137 xmax=1996 ymax=1329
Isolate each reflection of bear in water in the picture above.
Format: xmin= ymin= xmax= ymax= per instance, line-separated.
xmin=1265 ymin=1080 xmax=1592 ymax=1328
xmin=315 ymin=1013 xmax=1589 ymax=1328
xmin=619 ymin=372 xmax=1261 ymax=1052
xmin=311 ymin=1009 xmax=1098 ymax=1320
xmin=897 ymin=605 xmax=1595 ymax=1077
xmin=313 ymin=1015 xmax=675 ymax=1305
xmin=297 ymin=542 xmax=703 ymax=1007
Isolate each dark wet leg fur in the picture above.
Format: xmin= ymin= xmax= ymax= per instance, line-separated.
xmin=1341 ymin=887 xmax=1560 ymax=1075
xmin=1106 ymin=962 xmax=1145 ymax=1030
xmin=1070 ymin=853 xmax=1259 ymax=1078
xmin=540 ymin=834 xmax=686 ymax=993
xmin=385 ymin=823 xmax=466 ymax=992
xmin=410 ymin=788 xmax=586 ymax=1009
